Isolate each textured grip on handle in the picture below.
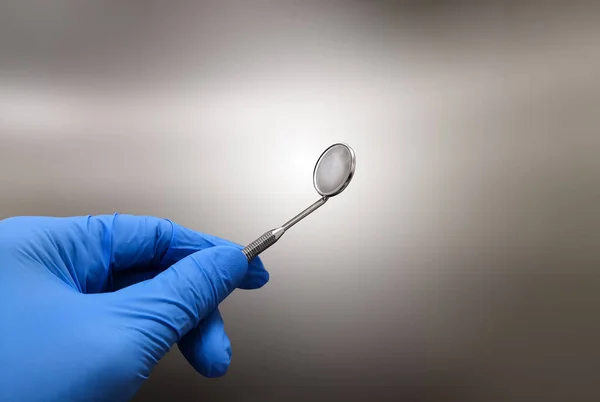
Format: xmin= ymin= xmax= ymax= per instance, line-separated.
xmin=242 ymin=197 xmax=326 ymax=261
xmin=242 ymin=229 xmax=282 ymax=261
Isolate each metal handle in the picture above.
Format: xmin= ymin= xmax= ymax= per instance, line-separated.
xmin=242 ymin=196 xmax=328 ymax=261
xmin=242 ymin=227 xmax=284 ymax=261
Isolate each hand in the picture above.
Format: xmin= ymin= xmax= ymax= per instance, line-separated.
xmin=0 ymin=214 xmax=268 ymax=401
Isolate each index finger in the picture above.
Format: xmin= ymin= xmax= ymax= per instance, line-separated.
xmin=94 ymin=214 xmax=268 ymax=290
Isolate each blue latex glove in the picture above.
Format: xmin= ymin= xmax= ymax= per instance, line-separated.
xmin=0 ymin=214 xmax=269 ymax=401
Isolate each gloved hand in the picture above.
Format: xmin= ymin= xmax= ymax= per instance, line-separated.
xmin=0 ymin=214 xmax=268 ymax=402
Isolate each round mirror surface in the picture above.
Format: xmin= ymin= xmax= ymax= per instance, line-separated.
xmin=313 ymin=143 xmax=355 ymax=197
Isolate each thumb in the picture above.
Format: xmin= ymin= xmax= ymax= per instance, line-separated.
xmin=108 ymin=245 xmax=248 ymax=349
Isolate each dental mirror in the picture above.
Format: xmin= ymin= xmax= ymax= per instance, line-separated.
xmin=242 ymin=143 xmax=356 ymax=261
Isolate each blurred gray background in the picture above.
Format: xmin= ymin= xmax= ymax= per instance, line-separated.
xmin=1 ymin=1 xmax=599 ymax=401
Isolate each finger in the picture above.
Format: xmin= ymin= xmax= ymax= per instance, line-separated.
xmin=109 ymin=245 xmax=248 ymax=346
xmin=161 ymin=222 xmax=269 ymax=290
xmin=77 ymin=214 xmax=268 ymax=289
xmin=178 ymin=308 xmax=231 ymax=378
xmin=4 ymin=214 xmax=269 ymax=292
xmin=108 ymin=218 xmax=269 ymax=290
